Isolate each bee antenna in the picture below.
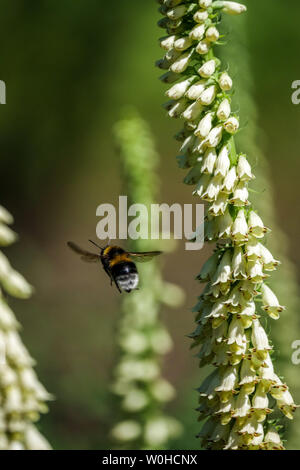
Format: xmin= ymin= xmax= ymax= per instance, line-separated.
xmin=89 ymin=239 xmax=103 ymax=250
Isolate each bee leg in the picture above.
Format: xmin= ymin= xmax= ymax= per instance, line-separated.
xmin=113 ymin=278 xmax=122 ymax=293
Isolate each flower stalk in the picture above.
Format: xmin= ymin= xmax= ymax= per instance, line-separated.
xmin=156 ymin=0 xmax=297 ymax=449
xmin=110 ymin=110 xmax=184 ymax=449
xmin=0 ymin=205 xmax=51 ymax=450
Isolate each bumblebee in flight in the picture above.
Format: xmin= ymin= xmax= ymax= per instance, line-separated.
xmin=67 ymin=240 xmax=162 ymax=293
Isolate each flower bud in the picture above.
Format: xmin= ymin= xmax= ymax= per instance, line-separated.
xmin=201 ymin=148 xmax=217 ymax=174
xmin=206 ymin=26 xmax=220 ymax=42
xmin=174 ymin=36 xmax=193 ymax=51
xmin=189 ymin=23 xmax=205 ymax=41
xmin=195 ymin=112 xmax=214 ymax=138
xmin=0 ymin=206 xmax=13 ymax=225
xmin=193 ymin=9 xmax=209 ymax=23
xmin=2 ymin=270 xmax=33 ymax=299
xmin=182 ymin=100 xmax=204 ymax=121
xmin=222 ymin=1 xmax=247 ymax=15
xmin=231 ymin=210 xmax=248 ymax=242
xmin=199 ymin=0 xmax=212 ymax=8
xmin=251 ymin=320 xmax=271 ymax=351
xmin=199 ymin=85 xmax=216 ymax=106
xmin=206 ymin=124 xmax=223 ymax=148
xmin=223 ymin=166 xmax=237 ymax=193
xmin=170 ymin=51 xmax=192 ymax=73
xmin=248 ymin=211 xmax=268 ymax=239
xmin=217 ymin=98 xmax=231 ymax=120
xmin=160 ymin=35 xmax=177 ymax=50
xmin=219 ymin=72 xmax=233 ymax=91
xmin=230 ymin=183 xmax=249 ymax=206
xmin=224 ymin=116 xmax=239 ymax=134
xmin=166 ymin=78 xmax=194 ymax=99
xmin=237 ymin=154 xmax=253 ymax=180
xmin=0 ymin=224 xmax=18 ymax=246
xmin=215 ymin=145 xmax=230 ymax=177
xmin=261 ymin=284 xmax=285 ymax=320
xmin=185 ymin=80 xmax=206 ymax=100
xmin=198 ymin=59 xmax=216 ymax=78
xmin=196 ymin=39 xmax=211 ymax=55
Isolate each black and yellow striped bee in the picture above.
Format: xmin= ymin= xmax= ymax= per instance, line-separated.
xmin=67 ymin=240 xmax=162 ymax=293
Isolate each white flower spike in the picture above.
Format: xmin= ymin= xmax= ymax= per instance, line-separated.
xmin=157 ymin=0 xmax=295 ymax=450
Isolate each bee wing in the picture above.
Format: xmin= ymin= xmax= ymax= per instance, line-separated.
xmin=127 ymin=251 xmax=163 ymax=263
xmin=67 ymin=241 xmax=99 ymax=263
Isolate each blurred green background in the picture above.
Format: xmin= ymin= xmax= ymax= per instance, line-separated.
xmin=0 ymin=0 xmax=300 ymax=449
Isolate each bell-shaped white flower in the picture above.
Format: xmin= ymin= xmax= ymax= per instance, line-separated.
xmin=231 ymin=210 xmax=248 ymax=243
xmin=199 ymin=0 xmax=213 ymax=8
xmin=230 ymin=182 xmax=249 ymax=206
xmin=182 ymin=100 xmax=204 ymax=121
xmin=217 ymin=98 xmax=231 ymax=121
xmin=259 ymin=245 xmax=280 ymax=271
xmin=206 ymin=124 xmax=223 ymax=148
xmin=222 ymin=1 xmax=247 ymax=15
xmin=232 ymin=246 xmax=247 ymax=279
xmin=227 ymin=317 xmax=246 ymax=348
xmin=232 ymin=386 xmax=251 ymax=418
xmin=185 ymin=80 xmax=206 ymax=100
xmin=224 ymin=116 xmax=239 ymax=134
xmin=166 ymin=78 xmax=193 ymax=100
xmin=160 ymin=34 xmax=177 ymax=51
xmin=198 ymin=59 xmax=216 ymax=78
xmin=244 ymin=238 xmax=261 ymax=260
xmin=201 ymin=148 xmax=217 ymax=174
xmin=219 ymin=72 xmax=233 ymax=91
xmin=0 ymin=206 xmax=14 ymax=225
xmin=247 ymin=259 xmax=267 ymax=283
xmin=251 ymin=320 xmax=271 ymax=352
xmin=170 ymin=50 xmax=193 ymax=73
xmin=208 ymin=193 xmax=228 ymax=216
xmin=239 ymin=358 xmax=258 ymax=386
xmin=237 ymin=155 xmax=253 ymax=180
xmin=193 ymin=9 xmax=209 ymax=23
xmin=25 ymin=425 xmax=52 ymax=450
xmin=214 ymin=145 xmax=230 ymax=177
xmin=261 ymin=284 xmax=285 ymax=320
xmin=203 ymin=174 xmax=223 ymax=201
xmin=174 ymin=36 xmax=193 ymax=51
xmin=206 ymin=26 xmax=220 ymax=42
xmin=189 ymin=23 xmax=206 ymax=41
xmin=215 ymin=366 xmax=238 ymax=392
xmin=195 ymin=112 xmax=214 ymax=138
xmin=196 ymin=39 xmax=211 ymax=55
xmin=223 ymin=166 xmax=237 ymax=193
xmin=248 ymin=211 xmax=269 ymax=239
xmin=0 ymin=224 xmax=18 ymax=246
xmin=2 ymin=270 xmax=33 ymax=299
xmin=263 ymin=429 xmax=284 ymax=450
xmin=276 ymin=389 xmax=298 ymax=419
xmin=199 ymin=85 xmax=217 ymax=106
xmin=217 ymin=209 xmax=233 ymax=239
xmin=211 ymin=250 xmax=232 ymax=285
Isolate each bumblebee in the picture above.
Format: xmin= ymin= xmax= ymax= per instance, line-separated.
xmin=67 ymin=240 xmax=162 ymax=293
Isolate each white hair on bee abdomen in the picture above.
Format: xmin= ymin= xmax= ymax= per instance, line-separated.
xmin=117 ymin=273 xmax=139 ymax=292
